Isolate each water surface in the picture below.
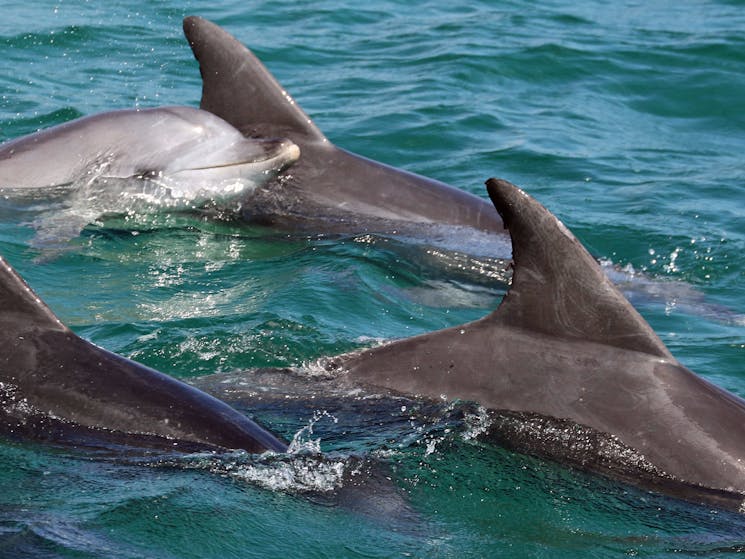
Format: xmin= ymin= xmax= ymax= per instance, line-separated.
xmin=1 ymin=1 xmax=745 ymax=557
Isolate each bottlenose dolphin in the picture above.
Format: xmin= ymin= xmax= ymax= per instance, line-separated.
xmin=179 ymin=16 xmax=745 ymax=328
xmin=0 ymin=106 xmax=298 ymax=193
xmin=0 ymin=255 xmax=287 ymax=454
xmin=0 ymin=257 xmax=418 ymax=520
xmin=0 ymin=106 xmax=299 ymax=243
xmin=322 ymin=178 xmax=745 ymax=510
xmin=3 ymin=178 xmax=744 ymax=509
xmin=182 ymin=16 xmax=504 ymax=237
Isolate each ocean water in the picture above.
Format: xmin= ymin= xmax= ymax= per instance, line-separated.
xmin=1 ymin=1 xmax=745 ymax=557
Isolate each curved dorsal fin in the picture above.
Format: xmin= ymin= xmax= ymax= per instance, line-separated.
xmin=485 ymin=178 xmax=672 ymax=358
xmin=0 ymin=257 xmax=67 ymax=335
xmin=182 ymin=16 xmax=326 ymax=143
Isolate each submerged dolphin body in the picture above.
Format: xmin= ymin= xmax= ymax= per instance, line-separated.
xmin=0 ymin=255 xmax=287 ymax=454
xmin=0 ymin=106 xmax=299 ymax=244
xmin=324 ymin=178 xmax=745 ymax=510
xmin=182 ymin=16 xmax=504 ymax=238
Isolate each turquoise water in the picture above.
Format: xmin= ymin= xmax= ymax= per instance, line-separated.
xmin=1 ymin=1 xmax=745 ymax=557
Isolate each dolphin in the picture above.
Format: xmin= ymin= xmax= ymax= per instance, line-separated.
xmin=0 ymin=255 xmax=287 ymax=454
xmin=182 ymin=16 xmax=504 ymax=237
xmin=179 ymin=15 xmax=745 ymax=328
xmin=321 ymin=178 xmax=745 ymax=510
xmin=0 ymin=106 xmax=300 ymax=243
xmin=4 ymin=179 xmax=744 ymax=509
xmin=0 ymin=256 xmax=419 ymax=521
xmin=0 ymin=106 xmax=298 ymax=194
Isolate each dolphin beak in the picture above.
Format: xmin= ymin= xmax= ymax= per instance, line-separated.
xmin=166 ymin=138 xmax=300 ymax=186
xmin=175 ymin=138 xmax=300 ymax=175
xmin=263 ymin=138 xmax=300 ymax=171
xmin=221 ymin=137 xmax=300 ymax=172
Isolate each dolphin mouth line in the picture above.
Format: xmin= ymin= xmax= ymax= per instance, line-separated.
xmin=183 ymin=142 xmax=300 ymax=172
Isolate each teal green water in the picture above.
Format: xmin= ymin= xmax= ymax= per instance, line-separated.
xmin=2 ymin=1 xmax=745 ymax=557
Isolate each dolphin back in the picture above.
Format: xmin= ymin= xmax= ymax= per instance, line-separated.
xmin=183 ymin=15 xmax=326 ymax=143
xmin=0 ymin=256 xmax=287 ymax=454
xmin=484 ymin=178 xmax=672 ymax=358
xmin=334 ymin=178 xmax=745 ymax=507
xmin=0 ymin=257 xmax=67 ymax=336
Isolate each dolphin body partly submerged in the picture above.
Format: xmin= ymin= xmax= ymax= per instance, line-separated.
xmin=2 ymin=179 xmax=745 ymax=510
xmin=182 ymin=16 xmax=504 ymax=238
xmin=0 ymin=254 xmax=288 ymax=454
xmin=0 ymin=106 xmax=299 ymax=194
xmin=0 ymin=106 xmax=300 ymax=243
xmin=318 ymin=178 xmax=745 ymax=511
xmin=179 ymin=15 xmax=745 ymax=328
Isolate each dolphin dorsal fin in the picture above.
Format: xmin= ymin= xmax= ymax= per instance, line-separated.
xmin=0 ymin=257 xmax=67 ymax=336
xmin=485 ymin=178 xmax=672 ymax=358
xmin=183 ymin=16 xmax=326 ymax=144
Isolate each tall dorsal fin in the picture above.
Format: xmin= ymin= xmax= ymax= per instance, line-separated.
xmin=182 ymin=16 xmax=326 ymax=143
xmin=485 ymin=178 xmax=672 ymax=358
xmin=0 ymin=257 xmax=67 ymax=335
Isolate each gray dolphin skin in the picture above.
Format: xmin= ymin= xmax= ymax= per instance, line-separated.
xmin=182 ymin=16 xmax=504 ymax=235
xmin=326 ymin=178 xmax=745 ymax=510
xmin=0 ymin=255 xmax=287 ymax=454
xmin=0 ymin=106 xmax=299 ymax=201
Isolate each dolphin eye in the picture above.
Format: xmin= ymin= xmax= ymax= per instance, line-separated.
xmin=136 ymin=169 xmax=162 ymax=179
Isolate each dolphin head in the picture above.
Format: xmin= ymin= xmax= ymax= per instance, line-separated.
xmin=0 ymin=105 xmax=300 ymax=205
xmin=97 ymin=106 xmax=301 ymax=206
xmin=160 ymin=137 xmax=300 ymax=185
xmin=0 ymin=105 xmax=301 ymax=245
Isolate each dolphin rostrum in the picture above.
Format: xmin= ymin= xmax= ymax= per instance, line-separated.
xmin=182 ymin=16 xmax=504 ymax=237
xmin=0 ymin=255 xmax=287 ymax=454
xmin=324 ymin=178 xmax=745 ymax=510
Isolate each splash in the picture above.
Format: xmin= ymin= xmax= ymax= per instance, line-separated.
xmin=228 ymin=454 xmax=348 ymax=493
xmin=27 ymin=159 xmax=260 ymax=249
xmin=0 ymin=381 xmax=39 ymax=422
xmin=599 ymin=258 xmax=745 ymax=325
xmin=152 ymin=410 xmax=351 ymax=494
xmin=461 ymin=405 xmax=493 ymax=441
xmin=287 ymin=410 xmax=339 ymax=454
